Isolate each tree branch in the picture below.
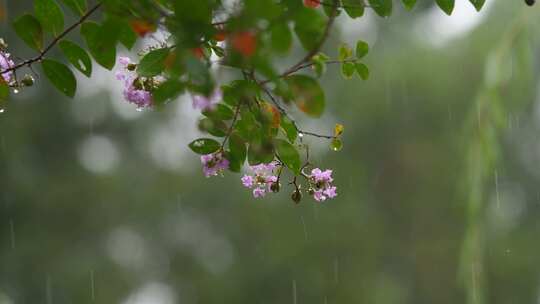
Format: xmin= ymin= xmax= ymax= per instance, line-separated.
xmin=0 ymin=3 xmax=102 ymax=77
xmin=254 ymin=76 xmax=336 ymax=139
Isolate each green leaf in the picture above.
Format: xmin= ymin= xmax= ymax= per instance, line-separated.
xmin=203 ymin=104 xmax=234 ymax=121
xmin=402 ymin=0 xmax=417 ymax=10
xmin=35 ymin=0 xmax=64 ymax=36
xmin=338 ymin=43 xmax=353 ymax=61
xmin=341 ymin=62 xmax=355 ymax=80
xmin=342 ymin=0 xmax=365 ymax=18
xmin=228 ymin=132 xmax=246 ymax=172
xmin=80 ymin=22 xmax=116 ymax=70
xmin=286 ymin=75 xmax=325 ymax=117
xmin=312 ymin=60 xmax=326 ymax=78
xmin=275 ymin=139 xmax=301 ymax=175
xmin=198 ymin=118 xmax=227 ymax=137
xmin=270 ymin=23 xmax=292 ymax=54
xmin=59 ymin=40 xmax=92 ymax=77
xmin=188 ymin=138 xmax=221 ymax=155
xmin=153 ymin=80 xmax=184 ymax=105
xmin=137 ymin=48 xmax=170 ymax=77
xmin=469 ymin=0 xmax=485 ymax=11
xmin=117 ymin=21 xmax=137 ymax=50
xmin=13 ymin=14 xmax=43 ymax=51
xmin=355 ymin=62 xmax=369 ymax=80
xmin=61 ymin=0 xmax=87 ymax=16
xmin=356 ymin=40 xmax=369 ymax=59
xmin=212 ymin=46 xmax=225 ymax=57
xmin=280 ymin=116 xmax=298 ymax=143
xmin=436 ymin=0 xmax=455 ymax=15
xmin=247 ymin=138 xmax=274 ymax=165
xmin=293 ymin=8 xmax=326 ymax=51
xmin=41 ymin=59 xmax=76 ymax=97
xmin=330 ymin=138 xmax=343 ymax=151
xmin=368 ymin=0 xmax=392 ymax=17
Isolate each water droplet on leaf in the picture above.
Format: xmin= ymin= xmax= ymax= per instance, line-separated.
xmin=330 ymin=138 xmax=343 ymax=151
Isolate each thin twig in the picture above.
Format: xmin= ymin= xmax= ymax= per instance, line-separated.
xmin=266 ymin=0 xmax=339 ymax=84
xmin=254 ymin=76 xmax=336 ymax=139
xmin=0 ymin=3 xmax=102 ymax=76
xmin=221 ymin=101 xmax=242 ymax=148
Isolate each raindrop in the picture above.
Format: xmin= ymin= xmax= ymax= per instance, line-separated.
xmin=0 ymin=108 xmax=4 ymax=114
xmin=298 ymin=132 xmax=304 ymax=138
xmin=292 ymin=280 xmax=297 ymax=304
xmin=334 ymin=258 xmax=339 ymax=284
xmin=300 ymin=216 xmax=308 ymax=241
xmin=136 ymin=107 xmax=144 ymax=112
xmin=46 ymin=275 xmax=52 ymax=304
xmin=12 ymin=89 xmax=19 ymax=94
xmin=9 ymin=219 xmax=15 ymax=250
xmin=495 ymin=170 xmax=500 ymax=210
xmin=90 ymin=270 xmax=95 ymax=300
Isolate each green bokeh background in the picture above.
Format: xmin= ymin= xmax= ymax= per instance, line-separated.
xmin=2 ymin=1 xmax=540 ymax=303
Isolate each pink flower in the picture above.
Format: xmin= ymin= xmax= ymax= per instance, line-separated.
xmin=241 ymin=161 xmax=279 ymax=198
xmin=324 ymin=186 xmax=337 ymax=198
xmin=192 ymin=89 xmax=222 ymax=111
xmin=313 ymin=190 xmax=326 ymax=202
xmin=253 ymin=188 xmax=266 ymax=198
xmin=201 ymin=152 xmax=229 ymax=177
xmin=116 ymin=57 xmax=153 ymax=109
xmin=241 ymin=175 xmax=254 ymax=188
xmin=309 ymin=167 xmax=337 ymax=202
xmin=0 ymin=51 xmax=15 ymax=84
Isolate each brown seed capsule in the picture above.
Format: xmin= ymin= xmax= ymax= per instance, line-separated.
xmin=291 ymin=190 xmax=302 ymax=204
xmin=21 ymin=75 xmax=34 ymax=87
xmin=127 ymin=63 xmax=137 ymax=71
xmin=270 ymin=182 xmax=281 ymax=193
xmin=526 ymin=0 xmax=535 ymax=6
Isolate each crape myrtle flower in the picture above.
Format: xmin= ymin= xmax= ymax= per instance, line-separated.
xmin=191 ymin=89 xmax=222 ymax=112
xmin=241 ymin=161 xmax=280 ymax=198
xmin=308 ymin=168 xmax=337 ymax=202
xmin=115 ymin=56 xmax=153 ymax=109
xmin=200 ymin=152 xmax=229 ymax=177
xmin=0 ymin=50 xmax=15 ymax=85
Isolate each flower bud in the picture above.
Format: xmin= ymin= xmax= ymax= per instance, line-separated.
xmin=526 ymin=0 xmax=535 ymax=5
xmin=308 ymin=187 xmax=315 ymax=195
xmin=270 ymin=182 xmax=281 ymax=193
xmin=21 ymin=75 xmax=35 ymax=87
xmin=0 ymin=38 xmax=7 ymax=50
xmin=291 ymin=190 xmax=302 ymax=204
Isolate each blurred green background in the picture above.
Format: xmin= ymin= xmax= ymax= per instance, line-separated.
xmin=2 ymin=0 xmax=540 ymax=303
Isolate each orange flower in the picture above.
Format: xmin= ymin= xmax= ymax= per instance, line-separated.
xmin=214 ymin=31 xmax=227 ymax=42
xmin=191 ymin=47 xmax=204 ymax=59
xmin=263 ymin=103 xmax=281 ymax=129
xmin=231 ymin=31 xmax=257 ymax=58
xmin=129 ymin=19 xmax=156 ymax=37
xmin=303 ymin=0 xmax=321 ymax=8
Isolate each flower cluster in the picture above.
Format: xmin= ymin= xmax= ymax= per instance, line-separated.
xmin=308 ymin=168 xmax=337 ymax=202
xmin=200 ymin=152 xmax=229 ymax=177
xmin=241 ymin=162 xmax=279 ymax=198
xmin=191 ymin=89 xmax=222 ymax=111
xmin=115 ymin=56 xmax=153 ymax=109
xmin=0 ymin=50 xmax=15 ymax=85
